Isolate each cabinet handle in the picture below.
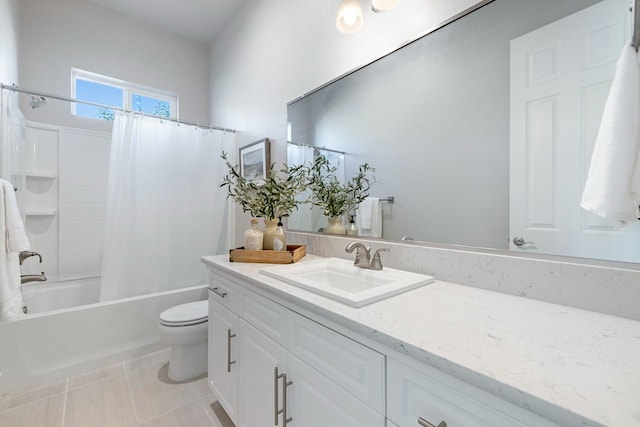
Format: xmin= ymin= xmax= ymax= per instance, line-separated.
xmin=226 ymin=329 xmax=236 ymax=373
xmin=274 ymin=367 xmax=293 ymax=426
xmin=418 ymin=417 xmax=446 ymax=427
xmin=211 ymin=287 xmax=227 ymax=298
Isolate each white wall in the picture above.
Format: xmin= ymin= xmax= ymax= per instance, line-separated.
xmin=18 ymin=0 xmax=210 ymax=131
xmin=0 ymin=0 xmax=19 ymax=86
xmin=209 ymin=0 xmax=484 ymax=244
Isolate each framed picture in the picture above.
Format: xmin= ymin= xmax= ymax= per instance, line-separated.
xmin=240 ymin=138 xmax=270 ymax=181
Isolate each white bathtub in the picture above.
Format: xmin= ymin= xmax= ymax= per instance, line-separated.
xmin=0 ymin=279 xmax=208 ymax=393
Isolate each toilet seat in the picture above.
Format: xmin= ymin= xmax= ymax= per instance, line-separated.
xmin=160 ymin=300 xmax=208 ymax=327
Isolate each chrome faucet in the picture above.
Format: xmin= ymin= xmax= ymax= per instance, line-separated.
xmin=345 ymin=242 xmax=389 ymax=270
xmin=345 ymin=242 xmax=372 ymax=268
xmin=19 ymin=251 xmax=42 ymax=265
xmin=21 ymin=272 xmax=47 ymax=284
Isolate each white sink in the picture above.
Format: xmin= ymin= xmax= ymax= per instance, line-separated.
xmin=260 ymin=257 xmax=434 ymax=307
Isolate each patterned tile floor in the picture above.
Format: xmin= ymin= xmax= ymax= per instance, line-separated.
xmin=0 ymin=349 xmax=235 ymax=427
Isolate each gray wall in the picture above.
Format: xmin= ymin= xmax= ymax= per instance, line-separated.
xmin=0 ymin=0 xmax=19 ymax=86
xmin=288 ymin=0 xmax=600 ymax=248
xmin=17 ymin=0 xmax=210 ymax=132
xmin=207 ymin=0 xmax=484 ymax=246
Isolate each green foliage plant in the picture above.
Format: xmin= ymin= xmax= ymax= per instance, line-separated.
xmin=220 ymin=152 xmax=308 ymax=219
xmin=307 ymin=154 xmax=375 ymax=218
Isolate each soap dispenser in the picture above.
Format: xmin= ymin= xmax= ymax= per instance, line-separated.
xmin=346 ymin=215 xmax=358 ymax=236
xmin=273 ymin=217 xmax=287 ymax=251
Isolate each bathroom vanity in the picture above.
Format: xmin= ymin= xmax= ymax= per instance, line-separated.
xmin=201 ymin=254 xmax=640 ymax=427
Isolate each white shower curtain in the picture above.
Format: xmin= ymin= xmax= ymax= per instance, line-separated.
xmin=100 ymin=113 xmax=233 ymax=301
xmin=286 ymin=143 xmax=315 ymax=231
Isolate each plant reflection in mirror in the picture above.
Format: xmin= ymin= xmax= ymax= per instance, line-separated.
xmin=307 ymin=154 xmax=376 ymax=218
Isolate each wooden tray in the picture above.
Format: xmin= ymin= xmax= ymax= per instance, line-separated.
xmin=229 ymin=244 xmax=306 ymax=264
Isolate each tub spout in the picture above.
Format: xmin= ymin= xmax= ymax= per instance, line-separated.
xmin=21 ymin=272 xmax=47 ymax=284
xmin=19 ymin=251 xmax=42 ymax=265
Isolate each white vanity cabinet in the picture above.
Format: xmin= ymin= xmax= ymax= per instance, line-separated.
xmin=207 ymin=267 xmax=385 ymax=427
xmin=207 ymin=297 xmax=238 ymax=423
xmin=207 ymin=289 xmax=239 ymax=423
xmin=237 ymin=318 xmax=288 ymax=427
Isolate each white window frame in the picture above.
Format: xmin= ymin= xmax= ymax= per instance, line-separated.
xmin=71 ymin=68 xmax=179 ymax=119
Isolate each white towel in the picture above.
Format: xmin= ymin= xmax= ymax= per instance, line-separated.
xmin=581 ymin=42 xmax=640 ymax=222
xmin=1 ymin=180 xmax=30 ymax=252
xmin=356 ymin=197 xmax=382 ymax=238
xmin=0 ymin=179 xmax=27 ymax=320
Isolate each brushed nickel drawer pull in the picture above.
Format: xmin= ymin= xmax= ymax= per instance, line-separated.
xmin=226 ymin=329 xmax=236 ymax=373
xmin=418 ymin=417 xmax=446 ymax=427
xmin=274 ymin=367 xmax=293 ymax=425
xmin=211 ymin=287 xmax=227 ymax=298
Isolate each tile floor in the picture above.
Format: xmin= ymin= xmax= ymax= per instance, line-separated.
xmin=0 ymin=349 xmax=235 ymax=427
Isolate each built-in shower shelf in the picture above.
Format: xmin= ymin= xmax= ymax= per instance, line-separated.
xmin=25 ymin=209 xmax=57 ymax=217
xmin=24 ymin=171 xmax=57 ymax=179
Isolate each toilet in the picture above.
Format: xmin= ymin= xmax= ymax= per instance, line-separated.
xmin=158 ymin=300 xmax=209 ymax=381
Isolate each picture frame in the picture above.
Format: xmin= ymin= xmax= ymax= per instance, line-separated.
xmin=240 ymin=138 xmax=270 ymax=181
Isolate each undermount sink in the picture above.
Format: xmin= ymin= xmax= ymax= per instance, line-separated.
xmin=260 ymin=257 xmax=434 ymax=307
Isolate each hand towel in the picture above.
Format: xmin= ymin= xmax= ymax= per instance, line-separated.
xmin=581 ymin=42 xmax=640 ymax=222
xmin=0 ymin=180 xmax=26 ymax=320
xmin=1 ymin=179 xmax=30 ymax=252
xmin=356 ymin=197 xmax=382 ymax=238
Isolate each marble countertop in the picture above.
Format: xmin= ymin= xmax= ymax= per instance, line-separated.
xmin=201 ymin=254 xmax=640 ymax=427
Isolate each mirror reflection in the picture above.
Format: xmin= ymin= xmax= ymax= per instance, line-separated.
xmin=287 ymin=0 xmax=640 ymax=263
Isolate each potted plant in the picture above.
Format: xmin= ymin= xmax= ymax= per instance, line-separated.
xmin=220 ymin=152 xmax=308 ymax=249
xmin=306 ymin=154 xmax=375 ymax=234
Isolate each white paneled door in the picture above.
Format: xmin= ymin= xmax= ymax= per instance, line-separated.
xmin=510 ymin=0 xmax=640 ymax=262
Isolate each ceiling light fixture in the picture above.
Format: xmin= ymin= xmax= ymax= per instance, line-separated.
xmin=336 ymin=0 xmax=401 ymax=33
xmin=371 ymin=0 xmax=401 ymax=13
xmin=336 ymin=0 xmax=364 ymax=34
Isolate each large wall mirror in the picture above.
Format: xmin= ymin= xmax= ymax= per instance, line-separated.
xmin=287 ymin=0 xmax=640 ymax=264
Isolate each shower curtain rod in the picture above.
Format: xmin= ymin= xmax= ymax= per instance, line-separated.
xmin=286 ymin=141 xmax=346 ymax=155
xmin=0 ymin=83 xmax=237 ymax=133
xmin=633 ymin=0 xmax=640 ymax=50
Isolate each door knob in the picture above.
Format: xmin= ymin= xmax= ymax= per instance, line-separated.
xmin=512 ymin=237 xmax=534 ymax=246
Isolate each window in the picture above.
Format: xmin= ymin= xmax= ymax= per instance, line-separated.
xmin=71 ymin=68 xmax=178 ymax=121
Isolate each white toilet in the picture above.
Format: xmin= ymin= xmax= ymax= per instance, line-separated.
xmin=158 ymin=300 xmax=209 ymax=381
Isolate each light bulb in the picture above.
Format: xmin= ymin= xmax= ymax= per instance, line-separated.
xmin=343 ymin=12 xmax=357 ymax=26
xmin=336 ymin=0 xmax=364 ymax=34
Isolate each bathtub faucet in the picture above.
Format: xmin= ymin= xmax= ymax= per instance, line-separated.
xmin=19 ymin=251 xmax=42 ymax=265
xmin=21 ymin=272 xmax=47 ymax=284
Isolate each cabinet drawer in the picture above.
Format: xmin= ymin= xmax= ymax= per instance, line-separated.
xmin=387 ymin=359 xmax=559 ymax=427
xmin=208 ymin=270 xmax=239 ymax=312
xmin=287 ymin=354 xmax=385 ymax=427
xmin=288 ymin=312 xmax=385 ymax=414
xmin=238 ymin=287 xmax=288 ymax=347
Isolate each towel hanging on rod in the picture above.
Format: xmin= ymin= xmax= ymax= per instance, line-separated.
xmin=632 ymin=0 xmax=640 ymax=51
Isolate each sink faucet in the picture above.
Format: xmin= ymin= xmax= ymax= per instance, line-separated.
xmin=345 ymin=242 xmax=371 ymax=268
xmin=345 ymin=242 xmax=389 ymax=270
xmin=370 ymin=248 xmax=390 ymax=270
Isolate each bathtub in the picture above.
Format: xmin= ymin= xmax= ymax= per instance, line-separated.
xmin=0 ymin=278 xmax=208 ymax=393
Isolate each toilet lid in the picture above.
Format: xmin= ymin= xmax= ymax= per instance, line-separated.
xmin=160 ymin=300 xmax=208 ymax=326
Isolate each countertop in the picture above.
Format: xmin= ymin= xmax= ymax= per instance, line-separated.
xmin=201 ymin=254 xmax=640 ymax=427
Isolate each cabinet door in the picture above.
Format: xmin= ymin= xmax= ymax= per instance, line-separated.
xmin=238 ymin=319 xmax=288 ymax=427
xmin=287 ymin=354 xmax=385 ymax=427
xmin=208 ymin=296 xmax=239 ymax=424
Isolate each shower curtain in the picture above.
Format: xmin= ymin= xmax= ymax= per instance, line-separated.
xmin=100 ymin=113 xmax=233 ymax=301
